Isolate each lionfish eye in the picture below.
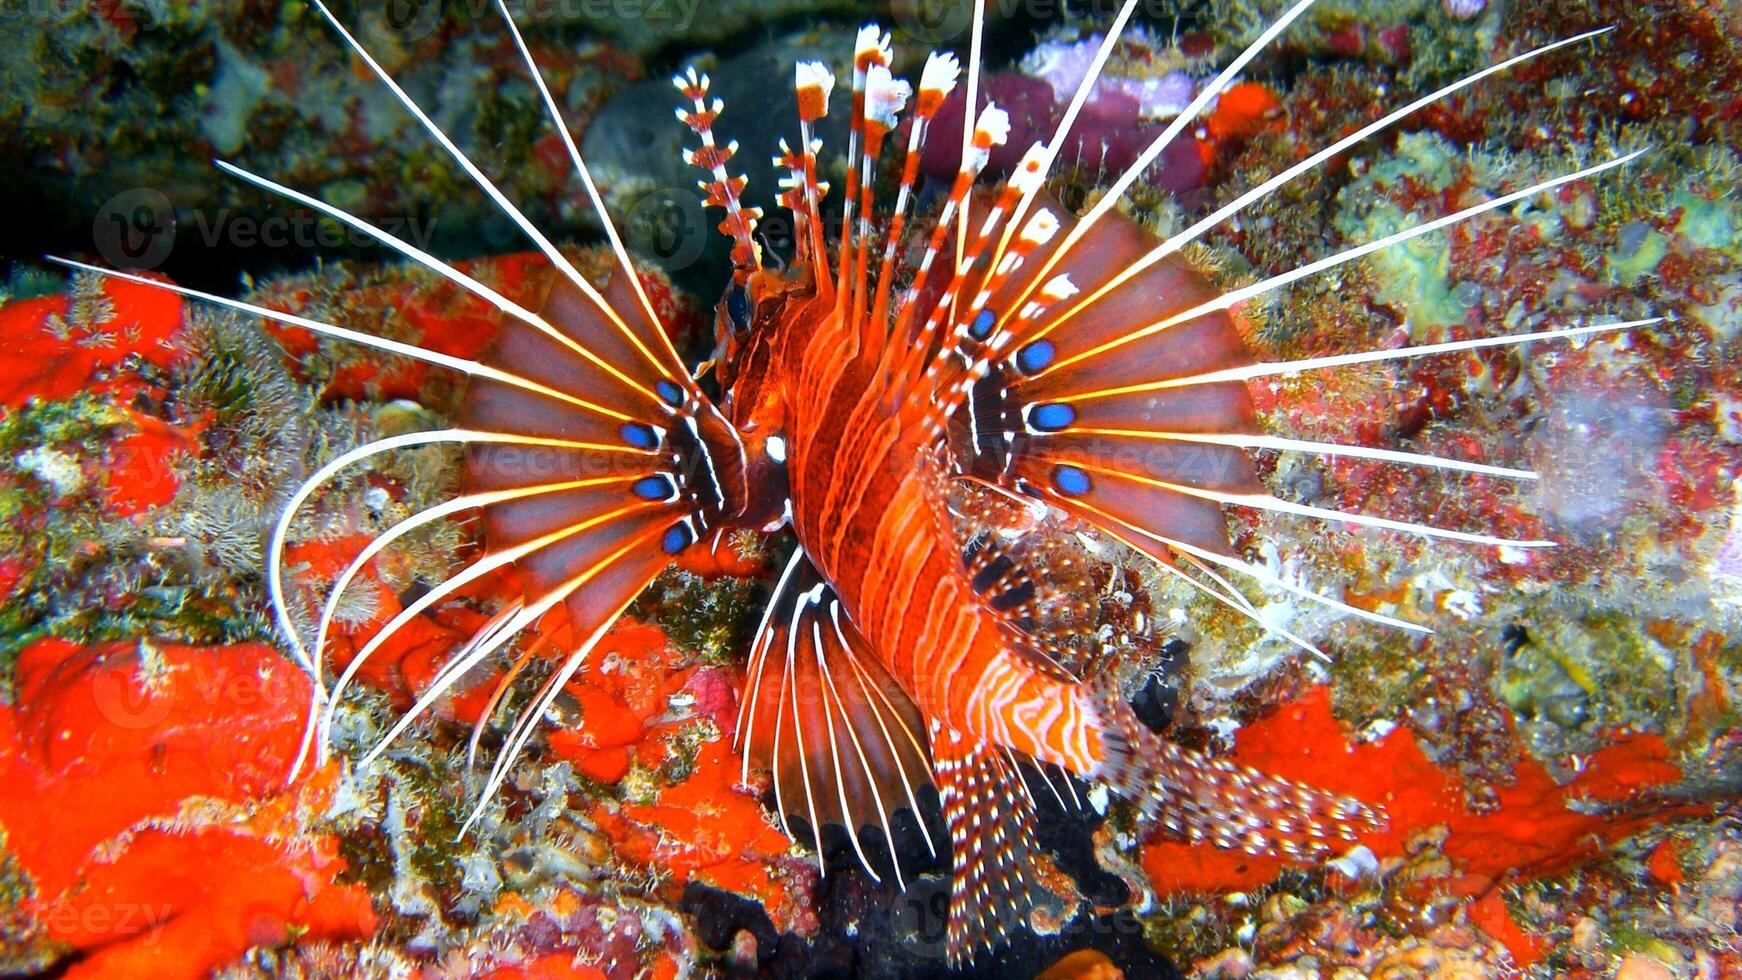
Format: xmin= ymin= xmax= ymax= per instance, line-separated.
xmin=725 ymin=283 xmax=751 ymax=335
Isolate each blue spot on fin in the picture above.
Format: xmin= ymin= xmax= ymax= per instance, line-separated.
xmin=1030 ymin=403 xmax=1075 ymax=432
xmin=1053 ymin=465 xmax=1091 ymax=496
xmin=969 ymin=309 xmax=996 ymax=341
xmin=633 ymin=475 xmax=674 ymax=500
xmin=1015 ymin=340 xmax=1054 ymax=374
xmin=662 ymin=523 xmax=695 ymax=554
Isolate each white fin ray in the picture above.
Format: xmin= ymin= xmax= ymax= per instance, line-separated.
xmin=1028 ymin=757 xmax=1074 ymax=811
xmin=263 ymin=426 xmax=633 ymax=776
xmin=1063 ymin=319 xmax=1658 ymax=401
xmin=460 ymin=590 xmax=646 ymax=838
xmin=738 ymin=554 xmax=939 ymax=878
xmin=43 ymin=258 xmax=641 ymax=423
xmin=464 ymin=619 xmax=539 ymax=770
xmin=319 ymin=499 xmax=663 ymax=757
xmin=1169 ymin=32 xmax=1613 ymax=271
xmin=735 ymin=549 xmax=808 ymax=778
xmin=363 ymin=598 xmax=532 ymax=767
xmin=981 ymin=0 xmax=1144 ymax=284
xmin=954 ymin=0 xmax=989 ymax=286
xmin=491 ymin=0 xmax=682 ymax=367
xmin=1072 ymin=428 xmax=1537 ymax=480
xmin=309 ymin=475 xmax=638 ymax=761
xmin=309 ymin=0 xmax=687 ymax=384
xmin=1071 ymin=455 xmax=1552 ymax=551
xmin=811 ymin=610 xmax=883 ymax=882
xmin=785 ymin=585 xmax=827 ymax=876
xmin=830 ymin=602 xmax=939 ymax=860
xmin=1003 ymin=745 xmax=1042 ymax=810
xmin=1152 ymin=543 xmax=1329 ymax=661
xmin=1030 ymin=31 xmax=1618 ymax=344
xmin=212 ymin=160 xmax=670 ymax=411
xmin=1035 ymin=149 xmax=1650 ymax=373
xmin=1066 ymin=495 xmax=1433 ymax=634
xmin=987 ymin=0 xmax=1320 ymax=344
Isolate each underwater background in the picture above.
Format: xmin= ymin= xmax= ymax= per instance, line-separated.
xmin=1 ymin=0 xmax=1740 ymax=977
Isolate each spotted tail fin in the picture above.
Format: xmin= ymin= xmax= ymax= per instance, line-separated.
xmin=1092 ymin=679 xmax=1383 ymax=861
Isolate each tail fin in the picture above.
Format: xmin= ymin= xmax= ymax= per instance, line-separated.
xmin=1091 ymin=679 xmax=1383 ymax=861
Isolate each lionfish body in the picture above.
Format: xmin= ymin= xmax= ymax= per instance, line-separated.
xmin=52 ymin=0 xmax=1655 ymax=965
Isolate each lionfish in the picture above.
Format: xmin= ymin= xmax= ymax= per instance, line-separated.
xmin=53 ymin=0 xmax=1654 ymax=964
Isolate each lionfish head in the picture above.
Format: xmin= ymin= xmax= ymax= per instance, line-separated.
xmin=708 ymin=263 xmax=815 ymax=396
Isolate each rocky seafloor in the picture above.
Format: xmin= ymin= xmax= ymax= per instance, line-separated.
xmin=2 ymin=0 xmax=1741 ymax=977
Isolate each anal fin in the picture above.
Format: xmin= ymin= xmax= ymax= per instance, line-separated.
xmin=931 ymin=724 xmax=1046 ymax=967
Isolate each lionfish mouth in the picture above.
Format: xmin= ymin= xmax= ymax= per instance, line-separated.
xmin=43 ymin=0 xmax=1659 ymax=968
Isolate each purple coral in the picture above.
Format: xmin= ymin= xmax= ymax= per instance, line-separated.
xmin=1442 ymin=0 xmax=1486 ymax=21
xmin=922 ymin=73 xmax=1205 ymax=195
xmin=1021 ymin=31 xmax=1201 ymax=119
xmin=924 ymin=73 xmax=1057 ymax=179
xmin=920 ymin=30 xmax=1215 ymax=196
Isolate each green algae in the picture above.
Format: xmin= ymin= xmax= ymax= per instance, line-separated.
xmin=1334 ymin=133 xmax=1472 ymax=331
xmin=1673 ymin=189 xmax=1742 ymax=252
xmin=630 ymin=565 xmax=761 ymax=664
xmin=1358 ymin=204 xmax=1465 ymax=330
xmin=1607 ymin=226 xmax=1670 ymax=285
xmin=1368 ymin=131 xmax=1467 ymax=193
xmin=0 ymin=394 xmax=124 ymax=458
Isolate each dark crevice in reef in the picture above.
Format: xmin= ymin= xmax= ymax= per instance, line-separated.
xmin=684 ymin=780 xmax=1180 ymax=978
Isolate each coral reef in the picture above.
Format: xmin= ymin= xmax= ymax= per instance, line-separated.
xmin=0 ymin=637 xmax=374 ymax=978
xmin=3 ymin=0 xmax=1741 ymax=976
xmin=921 ymin=26 xmax=1283 ymax=198
xmin=2 ymin=0 xmax=665 ymax=288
